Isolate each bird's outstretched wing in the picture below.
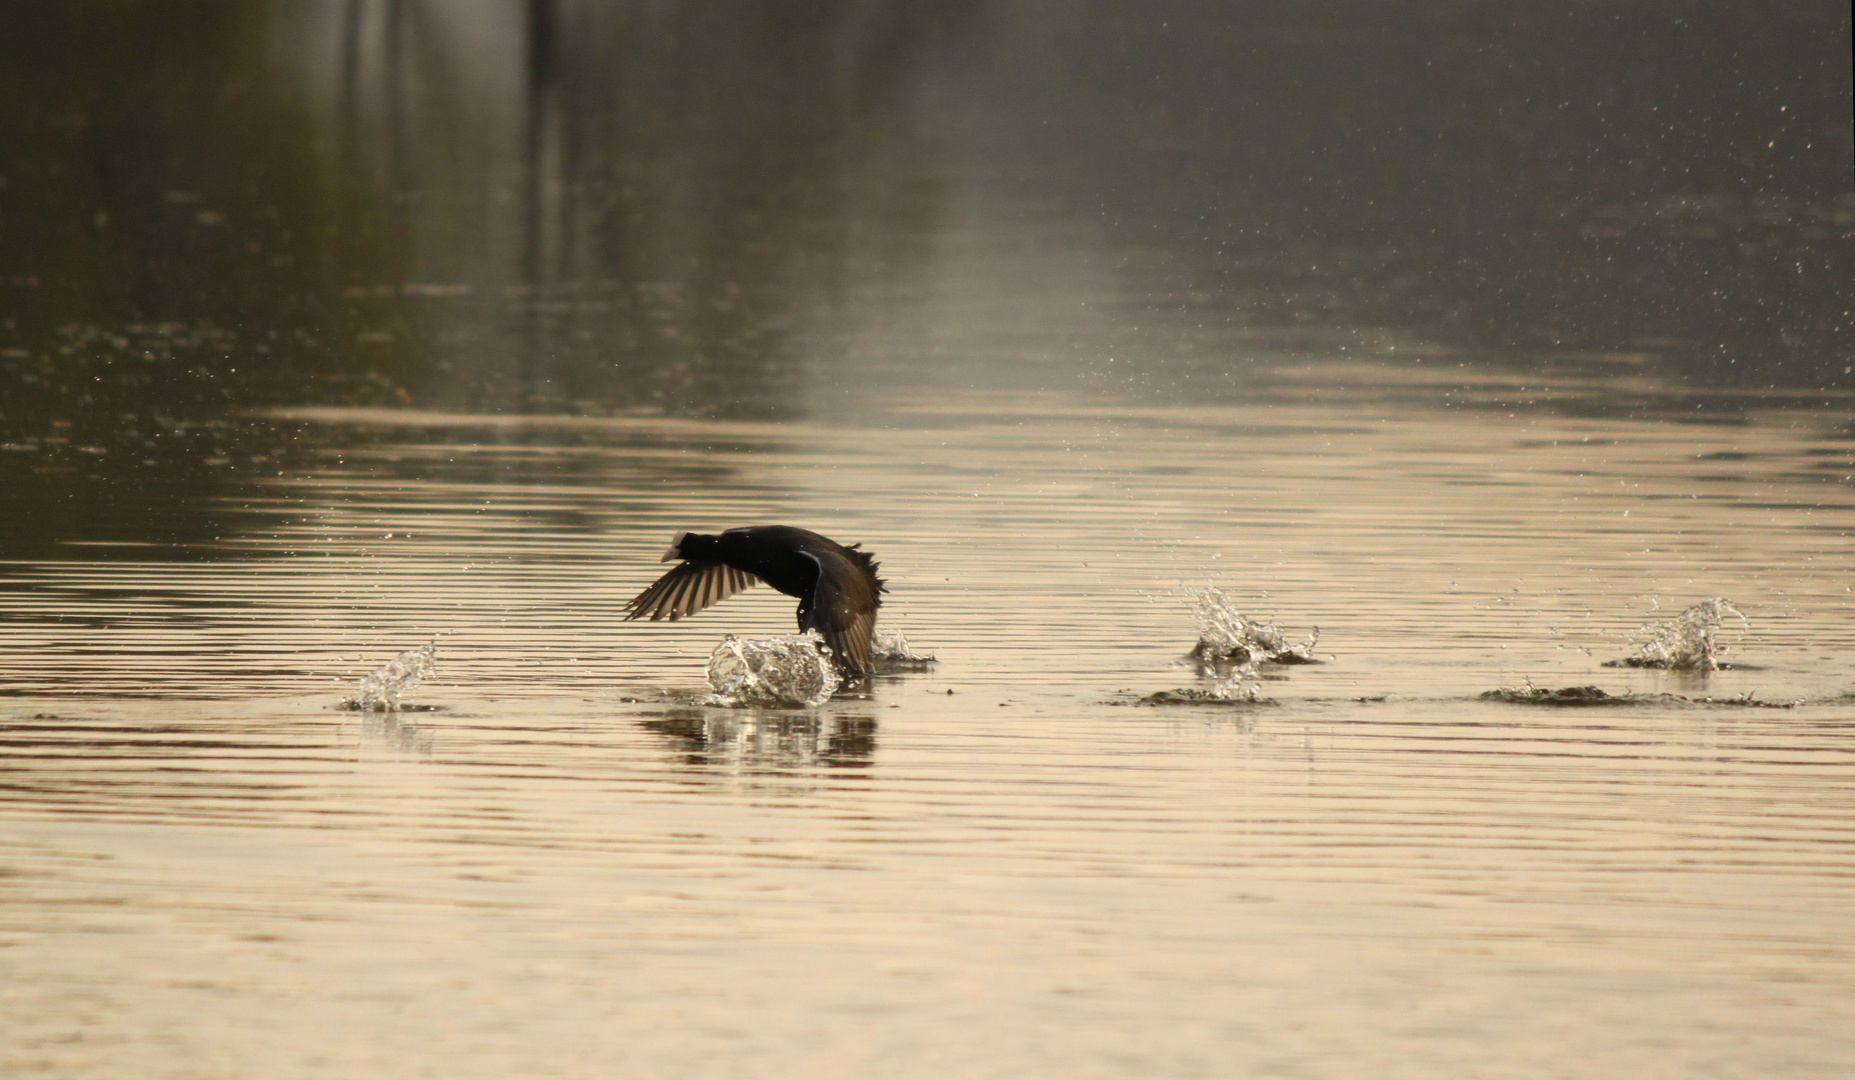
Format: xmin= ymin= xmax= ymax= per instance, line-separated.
xmin=798 ymin=550 xmax=880 ymax=676
xmin=624 ymin=563 xmax=761 ymax=621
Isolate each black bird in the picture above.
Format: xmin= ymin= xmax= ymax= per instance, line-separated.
xmin=623 ymin=526 xmax=886 ymax=677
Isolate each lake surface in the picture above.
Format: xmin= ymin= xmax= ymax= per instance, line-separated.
xmin=3 ymin=3 xmax=1852 ymax=1076
xmin=4 ymin=375 xmax=1854 ymax=1078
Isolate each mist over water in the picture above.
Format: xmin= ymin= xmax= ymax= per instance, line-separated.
xmin=2 ymin=4 xmax=1852 ymax=1078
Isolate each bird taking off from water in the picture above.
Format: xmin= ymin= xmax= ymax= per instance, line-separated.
xmin=623 ymin=526 xmax=886 ymax=678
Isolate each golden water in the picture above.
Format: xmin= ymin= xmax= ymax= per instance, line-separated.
xmin=3 ymin=385 xmax=1853 ymax=1078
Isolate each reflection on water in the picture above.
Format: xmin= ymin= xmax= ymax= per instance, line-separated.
xmin=2 ymin=3 xmax=1848 ymax=584
xmin=641 ymin=708 xmax=878 ymax=771
xmin=0 ymin=0 xmax=978 ymax=476
xmin=3 ymin=4 xmax=1847 ymax=437
xmin=304 ymin=0 xmax=981 ymax=417
xmin=357 ymin=708 xmax=436 ymax=755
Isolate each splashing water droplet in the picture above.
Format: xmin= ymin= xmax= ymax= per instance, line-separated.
xmin=703 ymin=631 xmax=841 ymax=708
xmin=1606 ymin=597 xmax=1747 ymax=671
xmin=871 ymin=628 xmax=937 ymax=671
xmin=1190 ymin=586 xmax=1321 ymax=665
xmin=344 ymin=641 xmax=437 ymax=711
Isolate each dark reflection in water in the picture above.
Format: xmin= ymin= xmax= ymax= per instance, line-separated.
xmin=0 ymin=1 xmax=977 ymax=428
xmin=641 ymin=709 xmax=878 ymax=771
xmin=0 ymin=0 xmax=1846 ymax=453
xmin=497 ymin=3 xmax=978 ymax=417
xmin=978 ymin=2 xmax=1853 ymax=389
xmin=0 ymin=0 xmax=980 ymax=558
xmin=0 ymin=383 xmax=822 ymax=561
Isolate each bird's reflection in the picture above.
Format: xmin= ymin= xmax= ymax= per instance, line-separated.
xmin=640 ymin=709 xmax=876 ymax=770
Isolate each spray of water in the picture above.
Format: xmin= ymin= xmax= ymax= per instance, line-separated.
xmin=871 ymin=628 xmax=937 ymax=671
xmin=1190 ymin=587 xmax=1321 ymax=665
xmin=343 ymin=641 xmax=437 ymax=711
xmin=1604 ymin=597 xmax=1747 ymax=671
xmin=703 ymin=631 xmax=842 ymax=708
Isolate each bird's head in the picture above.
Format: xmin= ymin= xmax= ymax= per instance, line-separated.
xmin=661 ymin=531 xmax=691 ymax=562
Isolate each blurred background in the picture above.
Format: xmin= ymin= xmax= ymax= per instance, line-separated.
xmin=1 ymin=0 xmax=1849 ymax=432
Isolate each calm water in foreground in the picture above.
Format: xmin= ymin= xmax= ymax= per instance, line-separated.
xmin=2 ymin=374 xmax=1853 ymax=1078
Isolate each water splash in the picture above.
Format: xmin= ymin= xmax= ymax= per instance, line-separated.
xmin=1190 ymin=587 xmax=1321 ymax=665
xmin=703 ymin=631 xmax=842 ymax=708
xmin=871 ymin=628 xmax=937 ymax=672
xmin=1604 ymin=597 xmax=1747 ymax=671
xmin=342 ymin=641 xmax=437 ymax=711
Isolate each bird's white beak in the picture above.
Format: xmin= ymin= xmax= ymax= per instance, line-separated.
xmin=660 ymin=531 xmax=690 ymax=562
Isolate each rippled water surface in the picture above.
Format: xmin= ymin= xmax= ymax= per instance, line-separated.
xmin=4 ymin=382 xmax=1853 ymax=1078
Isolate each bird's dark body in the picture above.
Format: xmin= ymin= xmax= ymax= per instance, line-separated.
xmin=675 ymin=528 xmax=828 ymax=600
xmin=624 ymin=526 xmax=885 ymax=678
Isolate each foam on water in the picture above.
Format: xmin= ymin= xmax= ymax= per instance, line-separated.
xmin=1189 ymin=586 xmax=1321 ymax=665
xmin=702 ymin=630 xmax=842 ymax=707
xmin=1604 ymin=597 xmax=1747 ymax=671
xmin=342 ymin=641 xmax=438 ymax=711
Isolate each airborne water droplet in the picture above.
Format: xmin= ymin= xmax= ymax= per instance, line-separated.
xmin=344 ymin=641 xmax=437 ymax=711
xmin=1605 ymin=598 xmax=1747 ymax=672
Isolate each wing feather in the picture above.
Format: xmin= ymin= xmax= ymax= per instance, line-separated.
xmin=624 ymin=562 xmax=760 ymax=622
xmin=797 ymin=550 xmax=881 ymax=676
xmin=816 ymin=611 xmax=876 ymax=679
